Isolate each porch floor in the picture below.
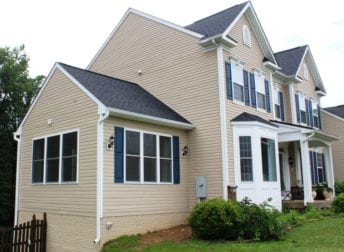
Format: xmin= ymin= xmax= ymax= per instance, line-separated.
xmin=282 ymin=200 xmax=332 ymax=209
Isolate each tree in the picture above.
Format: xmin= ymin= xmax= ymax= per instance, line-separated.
xmin=0 ymin=45 xmax=44 ymax=226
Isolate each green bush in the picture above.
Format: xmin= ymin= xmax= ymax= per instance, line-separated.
xmin=188 ymin=198 xmax=243 ymax=240
xmin=189 ymin=198 xmax=286 ymax=241
xmin=332 ymin=193 xmax=344 ymax=213
xmin=335 ymin=180 xmax=344 ymax=195
xmin=278 ymin=209 xmax=305 ymax=227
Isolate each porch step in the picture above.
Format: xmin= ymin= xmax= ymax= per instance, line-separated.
xmin=282 ymin=200 xmax=332 ymax=209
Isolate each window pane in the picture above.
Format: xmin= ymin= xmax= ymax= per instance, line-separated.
xmin=126 ymin=131 xmax=140 ymax=155
xmin=62 ymin=157 xmax=77 ymax=182
xmin=160 ymin=159 xmax=172 ymax=182
xmin=239 ymin=136 xmax=253 ymax=182
xmin=126 ymin=156 xmax=140 ymax=181
xmin=261 ymin=138 xmax=277 ymax=181
xmin=32 ymin=161 xmax=44 ymax=183
xmin=301 ymin=111 xmax=307 ymax=124
xmin=257 ymin=92 xmax=266 ymax=109
xmin=46 ymin=159 xmax=59 ymax=182
xmin=144 ymin=133 xmax=156 ymax=157
xmin=313 ymin=116 xmax=319 ymax=128
xmin=33 ymin=139 xmax=44 ymax=160
xmin=240 ymin=159 xmax=253 ymax=181
xmin=275 ymin=104 xmax=281 ymax=119
xmin=144 ymin=158 xmax=156 ymax=182
xmin=63 ymin=132 xmax=77 ymax=156
xmin=234 ymin=83 xmax=244 ymax=102
xmin=160 ymin=136 xmax=171 ymax=158
xmin=47 ymin=136 xmax=60 ymax=158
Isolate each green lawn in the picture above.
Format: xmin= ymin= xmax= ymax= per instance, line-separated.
xmin=102 ymin=217 xmax=344 ymax=252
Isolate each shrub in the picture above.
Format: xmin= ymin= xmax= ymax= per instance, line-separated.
xmin=335 ymin=180 xmax=344 ymax=195
xmin=188 ymin=198 xmax=243 ymax=240
xmin=332 ymin=193 xmax=344 ymax=213
xmin=278 ymin=209 xmax=305 ymax=227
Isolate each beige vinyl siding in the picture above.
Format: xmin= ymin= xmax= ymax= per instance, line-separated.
xmin=90 ymin=12 xmax=222 ymax=207
xmin=102 ymin=117 xmax=188 ymax=241
xmin=225 ymin=15 xmax=274 ymax=184
xmin=295 ymin=61 xmax=318 ymax=99
xmin=321 ymin=111 xmax=344 ymax=179
xmin=18 ymin=69 xmax=98 ymax=251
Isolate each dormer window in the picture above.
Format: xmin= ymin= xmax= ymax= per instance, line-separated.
xmin=242 ymin=25 xmax=251 ymax=47
xmin=303 ymin=63 xmax=309 ymax=80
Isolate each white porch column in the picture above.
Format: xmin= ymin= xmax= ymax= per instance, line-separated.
xmin=288 ymin=83 xmax=297 ymax=124
xmin=294 ymin=142 xmax=302 ymax=185
xmin=300 ymin=140 xmax=313 ymax=205
xmin=324 ymin=145 xmax=335 ymax=195
xmin=283 ymin=147 xmax=291 ymax=191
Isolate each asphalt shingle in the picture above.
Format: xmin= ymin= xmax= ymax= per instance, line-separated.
xmin=324 ymin=105 xmax=344 ymax=119
xmin=231 ymin=112 xmax=278 ymax=127
xmin=274 ymin=45 xmax=307 ymax=76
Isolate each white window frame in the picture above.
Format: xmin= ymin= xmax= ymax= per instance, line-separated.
xmin=123 ymin=128 xmax=173 ymax=184
xmin=298 ymin=93 xmax=307 ymax=125
xmin=242 ymin=25 xmax=252 ymax=47
xmin=274 ymin=87 xmax=281 ymax=120
xmin=255 ymin=72 xmax=266 ymax=111
xmin=311 ymin=99 xmax=319 ymax=128
xmin=239 ymin=136 xmax=253 ymax=182
xmin=231 ymin=61 xmax=245 ymax=105
xmin=31 ymin=129 xmax=79 ymax=185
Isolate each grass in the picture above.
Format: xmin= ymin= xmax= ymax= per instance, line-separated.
xmin=102 ymin=217 xmax=344 ymax=252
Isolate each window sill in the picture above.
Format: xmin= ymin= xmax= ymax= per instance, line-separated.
xmin=232 ymin=99 xmax=245 ymax=106
xmin=124 ymin=181 xmax=174 ymax=185
xmin=31 ymin=182 xmax=79 ymax=185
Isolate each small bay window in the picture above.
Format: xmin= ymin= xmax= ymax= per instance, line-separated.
xmin=261 ymin=138 xmax=277 ymax=181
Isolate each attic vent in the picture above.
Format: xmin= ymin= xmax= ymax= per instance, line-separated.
xmin=242 ymin=25 xmax=251 ymax=47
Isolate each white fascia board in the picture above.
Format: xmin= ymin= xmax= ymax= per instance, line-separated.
xmin=56 ymin=63 xmax=106 ymax=112
xmin=231 ymin=121 xmax=278 ymax=131
xmin=294 ymin=46 xmax=308 ymax=80
xmin=107 ymin=108 xmax=194 ymax=130
xmin=200 ymin=35 xmax=238 ymax=50
xmin=222 ymin=2 xmax=250 ymax=38
xmin=15 ymin=63 xmax=59 ymax=135
xmin=87 ymin=8 xmax=203 ymax=69
xmin=313 ymin=130 xmax=339 ymax=142
xmin=321 ymin=109 xmax=344 ymax=122
xmin=263 ymin=61 xmax=281 ymax=71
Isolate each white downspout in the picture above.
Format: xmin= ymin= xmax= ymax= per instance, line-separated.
xmin=13 ymin=131 xmax=21 ymax=226
xmin=94 ymin=109 xmax=109 ymax=244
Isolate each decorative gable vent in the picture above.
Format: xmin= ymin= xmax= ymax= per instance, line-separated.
xmin=242 ymin=25 xmax=252 ymax=47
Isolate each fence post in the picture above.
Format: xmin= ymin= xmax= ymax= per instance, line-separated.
xmin=29 ymin=215 xmax=36 ymax=252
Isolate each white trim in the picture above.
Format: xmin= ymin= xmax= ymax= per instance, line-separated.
xmin=13 ymin=134 xmax=21 ymax=225
xmin=87 ymin=8 xmax=203 ymax=69
xmin=288 ymin=83 xmax=297 ymax=124
xmin=223 ymin=2 xmax=250 ymax=38
xmin=231 ymin=121 xmax=278 ymax=131
xmin=107 ymin=107 xmax=194 ymax=130
xmin=217 ymin=46 xmax=229 ymax=199
xmin=30 ymin=129 xmax=80 ymax=185
xmin=123 ymin=127 xmax=173 ymax=184
xmin=321 ymin=109 xmax=344 ymax=123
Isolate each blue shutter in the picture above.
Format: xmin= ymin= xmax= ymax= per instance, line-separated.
xmin=279 ymin=91 xmax=285 ymax=121
xmin=305 ymin=98 xmax=310 ymax=126
xmin=114 ymin=127 xmax=124 ymax=183
xmin=308 ymin=100 xmax=314 ymax=127
xmin=173 ymin=136 xmax=180 ymax=184
xmin=317 ymin=105 xmax=322 ymax=129
xmin=264 ymin=80 xmax=271 ymax=112
xmin=243 ymin=70 xmax=250 ymax=106
xmin=322 ymin=153 xmax=326 ymax=182
xmin=295 ymin=94 xmax=300 ymax=123
xmin=310 ymin=151 xmax=318 ymax=185
xmin=225 ymin=62 xmax=233 ymax=100
xmin=250 ymin=73 xmax=256 ymax=108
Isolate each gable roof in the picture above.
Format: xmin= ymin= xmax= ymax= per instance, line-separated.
xmin=185 ymin=2 xmax=248 ymax=38
xmin=58 ymin=63 xmax=191 ymax=124
xmin=274 ymin=45 xmax=307 ymax=76
xmin=323 ymin=105 xmax=344 ymax=119
xmin=231 ymin=112 xmax=277 ymax=127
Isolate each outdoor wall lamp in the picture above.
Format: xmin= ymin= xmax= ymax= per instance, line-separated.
xmin=107 ymin=135 xmax=115 ymax=150
xmin=183 ymin=145 xmax=189 ymax=156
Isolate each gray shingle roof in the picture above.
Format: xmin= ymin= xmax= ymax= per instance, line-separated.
xmin=231 ymin=112 xmax=278 ymax=127
xmin=274 ymin=45 xmax=307 ymax=76
xmin=185 ymin=2 xmax=248 ymax=38
xmin=58 ymin=63 xmax=191 ymax=124
xmin=324 ymin=105 xmax=344 ymax=119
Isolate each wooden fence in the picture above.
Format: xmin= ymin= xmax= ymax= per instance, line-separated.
xmin=0 ymin=213 xmax=47 ymax=252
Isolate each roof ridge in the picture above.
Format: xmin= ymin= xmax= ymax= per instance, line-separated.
xmin=274 ymin=45 xmax=308 ymax=55
xmin=58 ymin=62 xmax=140 ymax=87
xmin=185 ymin=1 xmax=248 ymax=27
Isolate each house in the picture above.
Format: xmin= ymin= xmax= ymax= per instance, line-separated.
xmin=14 ymin=1 xmax=337 ymax=251
xmin=321 ymin=105 xmax=344 ymax=179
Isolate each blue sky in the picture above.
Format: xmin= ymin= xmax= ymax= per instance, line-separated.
xmin=1 ymin=0 xmax=343 ymax=107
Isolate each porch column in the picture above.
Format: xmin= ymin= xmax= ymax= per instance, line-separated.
xmin=300 ymin=140 xmax=313 ymax=205
xmin=324 ymin=145 xmax=335 ymax=194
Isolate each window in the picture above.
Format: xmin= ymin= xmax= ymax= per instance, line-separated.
xmin=261 ymin=138 xmax=277 ymax=181
xmin=239 ymin=136 xmax=253 ymax=181
xmin=274 ymin=88 xmax=281 ymax=119
xmin=317 ymin=153 xmax=326 ymax=183
xmin=303 ymin=63 xmax=309 ymax=80
xmin=242 ymin=25 xmax=251 ymax=47
xmin=125 ymin=130 xmax=172 ymax=183
xmin=232 ymin=63 xmax=244 ymax=102
xmin=312 ymin=100 xmax=319 ymax=128
xmin=31 ymin=131 xmax=78 ymax=184
xmin=255 ymin=73 xmax=265 ymax=109
xmin=298 ymin=94 xmax=307 ymax=124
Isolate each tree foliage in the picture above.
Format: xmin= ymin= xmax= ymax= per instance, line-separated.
xmin=0 ymin=45 xmax=44 ymax=226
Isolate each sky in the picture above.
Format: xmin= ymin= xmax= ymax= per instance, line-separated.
xmin=1 ymin=0 xmax=343 ymax=107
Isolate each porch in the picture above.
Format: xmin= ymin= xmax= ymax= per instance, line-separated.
xmin=282 ymin=200 xmax=332 ymax=209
